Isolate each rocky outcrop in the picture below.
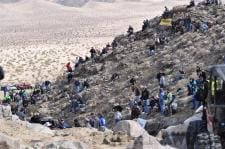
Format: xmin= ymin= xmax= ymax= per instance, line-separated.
xmin=0 ymin=133 xmax=20 ymax=149
xmin=26 ymin=123 xmax=55 ymax=136
xmin=160 ymin=112 xmax=203 ymax=149
xmin=113 ymin=120 xmax=147 ymax=138
xmin=127 ymin=132 xmax=166 ymax=149
xmin=145 ymin=112 xmax=192 ymax=136
xmin=45 ymin=140 xmax=88 ymax=149
xmin=113 ymin=120 xmax=171 ymax=149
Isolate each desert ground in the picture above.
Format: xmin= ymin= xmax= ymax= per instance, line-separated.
xmin=0 ymin=0 xmax=190 ymax=85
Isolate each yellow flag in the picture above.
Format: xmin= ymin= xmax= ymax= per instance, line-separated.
xmin=160 ymin=18 xmax=172 ymax=26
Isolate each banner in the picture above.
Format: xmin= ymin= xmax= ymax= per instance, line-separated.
xmin=160 ymin=18 xmax=172 ymax=26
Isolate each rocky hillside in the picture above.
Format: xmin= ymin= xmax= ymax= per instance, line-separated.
xmin=34 ymin=3 xmax=225 ymax=127
xmin=2 ymin=2 xmax=225 ymax=149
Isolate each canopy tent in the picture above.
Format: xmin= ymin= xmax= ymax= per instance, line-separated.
xmin=207 ymin=64 xmax=225 ymax=81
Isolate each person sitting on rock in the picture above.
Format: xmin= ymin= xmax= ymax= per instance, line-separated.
xmin=162 ymin=6 xmax=170 ymax=18
xmin=127 ymin=25 xmax=134 ymax=37
xmin=150 ymin=96 xmax=159 ymax=113
xmin=71 ymin=99 xmax=80 ymax=113
xmin=200 ymin=22 xmax=209 ymax=33
xmin=83 ymin=79 xmax=90 ymax=89
xmin=129 ymin=77 xmax=136 ymax=86
xmin=58 ymin=119 xmax=71 ymax=129
xmin=16 ymin=108 xmax=26 ymax=121
xmin=101 ymin=47 xmax=108 ymax=56
xmin=74 ymin=119 xmax=81 ymax=127
xmin=66 ymin=62 xmax=73 ymax=72
xmin=3 ymin=95 xmax=11 ymax=104
xmin=74 ymin=79 xmax=81 ymax=93
xmin=173 ymin=70 xmax=185 ymax=83
xmin=142 ymin=19 xmax=150 ymax=31
xmin=110 ymin=73 xmax=119 ymax=82
xmin=31 ymin=91 xmax=39 ymax=105
xmin=67 ymin=72 xmax=73 ymax=84
xmin=147 ymin=45 xmax=155 ymax=57
xmin=140 ymin=87 xmax=149 ymax=101
xmin=131 ymin=104 xmax=141 ymax=119
xmin=90 ymin=47 xmax=97 ymax=59
xmin=89 ymin=113 xmax=99 ymax=128
xmin=44 ymin=80 xmax=51 ymax=92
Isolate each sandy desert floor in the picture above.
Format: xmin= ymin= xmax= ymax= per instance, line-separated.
xmin=0 ymin=0 xmax=190 ymax=85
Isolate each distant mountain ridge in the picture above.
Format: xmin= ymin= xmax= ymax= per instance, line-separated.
xmin=0 ymin=0 xmax=19 ymax=3
xmin=51 ymin=0 xmax=116 ymax=7
xmin=0 ymin=0 xmax=116 ymax=7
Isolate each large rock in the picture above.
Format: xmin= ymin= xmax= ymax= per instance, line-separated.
xmin=2 ymin=104 xmax=12 ymax=120
xmin=113 ymin=120 xmax=147 ymax=138
xmin=160 ymin=113 xmax=203 ymax=149
xmin=45 ymin=140 xmax=88 ymax=149
xmin=26 ymin=123 xmax=55 ymax=136
xmin=126 ymin=132 xmax=172 ymax=149
xmin=113 ymin=120 xmax=168 ymax=149
xmin=145 ymin=114 xmax=192 ymax=136
xmin=0 ymin=133 xmax=20 ymax=149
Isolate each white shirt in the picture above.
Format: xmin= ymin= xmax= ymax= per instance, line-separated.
xmin=114 ymin=111 xmax=122 ymax=120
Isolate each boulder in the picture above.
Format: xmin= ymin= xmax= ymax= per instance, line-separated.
xmin=0 ymin=133 xmax=20 ymax=149
xmin=145 ymin=114 xmax=191 ymax=136
xmin=126 ymin=132 xmax=170 ymax=149
xmin=160 ymin=113 xmax=202 ymax=149
xmin=113 ymin=120 xmax=147 ymax=138
xmin=45 ymin=140 xmax=88 ymax=149
xmin=26 ymin=123 xmax=55 ymax=136
xmin=2 ymin=104 xmax=12 ymax=120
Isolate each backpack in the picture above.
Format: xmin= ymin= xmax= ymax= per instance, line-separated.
xmin=99 ymin=118 xmax=106 ymax=127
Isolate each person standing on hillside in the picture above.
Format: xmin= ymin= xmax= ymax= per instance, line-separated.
xmin=127 ymin=26 xmax=134 ymax=37
xmin=114 ymin=107 xmax=122 ymax=124
xmin=159 ymin=73 xmax=166 ymax=88
xmin=90 ymin=47 xmax=97 ymax=59
xmin=98 ymin=114 xmax=107 ymax=131
xmin=159 ymin=88 xmax=166 ymax=115
xmin=66 ymin=62 xmax=72 ymax=72
xmin=165 ymin=89 xmax=173 ymax=116
xmin=140 ymin=87 xmax=149 ymax=101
